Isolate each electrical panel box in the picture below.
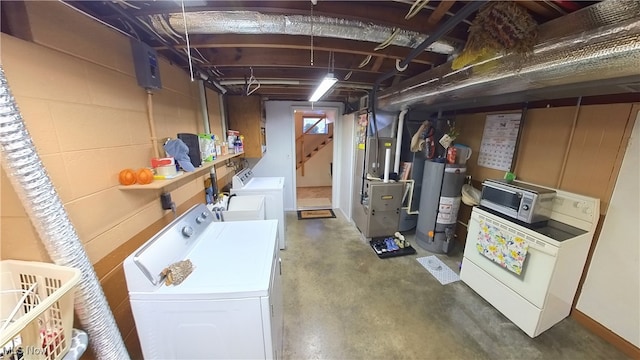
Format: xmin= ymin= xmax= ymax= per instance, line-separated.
xmin=130 ymin=39 xmax=162 ymax=90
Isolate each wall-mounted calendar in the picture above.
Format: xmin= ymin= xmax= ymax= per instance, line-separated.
xmin=477 ymin=113 xmax=522 ymax=171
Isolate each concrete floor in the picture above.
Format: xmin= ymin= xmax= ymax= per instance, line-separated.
xmin=281 ymin=210 xmax=629 ymax=360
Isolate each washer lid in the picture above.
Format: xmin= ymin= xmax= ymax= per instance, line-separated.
xmin=131 ymin=219 xmax=278 ymax=300
xmin=243 ymin=176 xmax=284 ymax=190
xmin=227 ymin=195 xmax=265 ymax=212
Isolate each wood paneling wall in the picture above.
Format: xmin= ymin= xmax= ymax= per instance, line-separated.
xmin=454 ymin=103 xmax=635 ymax=214
xmin=227 ymin=95 xmax=264 ymax=158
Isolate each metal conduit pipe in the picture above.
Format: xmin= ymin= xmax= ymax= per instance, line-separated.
xmin=198 ymin=80 xmax=210 ymax=134
xmin=0 ymin=67 xmax=130 ymax=360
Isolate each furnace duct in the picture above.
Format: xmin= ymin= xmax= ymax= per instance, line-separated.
xmin=0 ymin=67 xmax=130 ymax=360
xmin=153 ymin=11 xmax=457 ymax=55
xmin=377 ymin=0 xmax=640 ymax=112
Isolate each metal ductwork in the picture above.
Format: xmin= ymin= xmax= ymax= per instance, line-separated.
xmin=377 ymin=0 xmax=640 ymax=112
xmin=150 ymin=11 xmax=457 ymax=55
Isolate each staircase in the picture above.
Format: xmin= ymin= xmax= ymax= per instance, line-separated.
xmin=296 ymin=134 xmax=333 ymax=170
xmin=296 ymin=119 xmax=334 ymax=175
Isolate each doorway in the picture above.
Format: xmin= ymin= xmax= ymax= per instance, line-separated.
xmin=293 ymin=108 xmax=337 ymax=209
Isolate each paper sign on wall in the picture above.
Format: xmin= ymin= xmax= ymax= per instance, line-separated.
xmin=477 ymin=113 xmax=522 ymax=171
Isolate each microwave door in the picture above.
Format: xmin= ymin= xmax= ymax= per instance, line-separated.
xmin=481 ymin=185 xmax=521 ymax=218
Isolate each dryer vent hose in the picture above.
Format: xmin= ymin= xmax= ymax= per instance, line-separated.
xmin=0 ymin=67 xmax=130 ymax=360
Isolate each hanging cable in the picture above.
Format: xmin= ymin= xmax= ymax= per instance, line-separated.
xmin=331 ymin=50 xmax=335 ymax=74
xmin=162 ymin=14 xmax=184 ymax=39
xmin=374 ymin=28 xmax=401 ymax=51
xmin=120 ymin=19 xmax=140 ymax=40
xmin=405 ymin=0 xmax=430 ymax=19
xmin=358 ymin=55 xmax=372 ymax=68
xmin=153 ymin=15 xmax=180 ymax=44
xmin=310 ymin=2 xmax=314 ymax=66
xmin=117 ymin=0 xmax=141 ymax=10
xmin=138 ymin=16 xmax=168 ymax=45
xmin=180 ymin=0 xmax=194 ymax=81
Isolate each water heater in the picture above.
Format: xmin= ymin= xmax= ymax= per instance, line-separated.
xmin=416 ymin=161 xmax=466 ymax=254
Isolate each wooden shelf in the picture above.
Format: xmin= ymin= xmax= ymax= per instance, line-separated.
xmin=119 ymin=152 xmax=244 ymax=191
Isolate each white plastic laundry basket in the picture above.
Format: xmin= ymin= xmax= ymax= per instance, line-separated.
xmin=0 ymin=260 xmax=81 ymax=360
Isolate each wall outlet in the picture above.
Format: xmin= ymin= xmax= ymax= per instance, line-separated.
xmin=160 ymin=192 xmax=173 ymax=210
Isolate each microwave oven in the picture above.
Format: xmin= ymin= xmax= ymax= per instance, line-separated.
xmin=479 ymin=179 xmax=556 ymax=224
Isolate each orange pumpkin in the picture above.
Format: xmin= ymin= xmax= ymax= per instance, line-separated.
xmin=118 ymin=169 xmax=137 ymax=185
xmin=136 ymin=168 xmax=154 ymax=185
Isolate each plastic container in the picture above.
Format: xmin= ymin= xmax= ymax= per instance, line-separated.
xmin=1 ymin=260 xmax=81 ymax=360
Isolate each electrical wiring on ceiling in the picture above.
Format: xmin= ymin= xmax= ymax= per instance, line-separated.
xmin=210 ymin=67 xmax=224 ymax=77
xmin=160 ymin=14 xmax=183 ymax=39
xmin=358 ymin=55 xmax=372 ymax=68
xmin=59 ymin=1 xmax=131 ymax=38
xmin=119 ymin=19 xmax=140 ymax=40
xmin=116 ymin=0 xmax=140 ymax=10
xmin=374 ymin=28 xmax=401 ymax=51
xmin=137 ymin=16 xmax=167 ymax=45
xmin=153 ymin=15 xmax=180 ymax=44
xmin=405 ymin=0 xmax=430 ymax=20
xmin=152 ymin=15 xmax=180 ymax=44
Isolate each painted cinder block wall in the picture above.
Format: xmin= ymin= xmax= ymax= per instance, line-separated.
xmin=0 ymin=2 xmax=226 ymax=357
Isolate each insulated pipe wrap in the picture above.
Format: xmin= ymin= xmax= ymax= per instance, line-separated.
xmin=0 ymin=67 xmax=130 ymax=360
xmin=377 ymin=0 xmax=640 ymax=111
xmin=157 ymin=11 xmax=457 ymax=55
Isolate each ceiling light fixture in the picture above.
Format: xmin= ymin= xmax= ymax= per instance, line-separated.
xmin=309 ymin=74 xmax=338 ymax=102
xmin=310 ymin=51 xmax=337 ymax=102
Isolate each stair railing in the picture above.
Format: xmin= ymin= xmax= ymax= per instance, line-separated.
xmin=296 ymin=117 xmax=326 ymax=176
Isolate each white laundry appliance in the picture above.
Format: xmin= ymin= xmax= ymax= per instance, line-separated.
xmin=123 ymin=204 xmax=283 ymax=360
xmin=232 ymin=168 xmax=286 ymax=249
xmin=207 ymin=194 xmax=266 ymax=222
xmin=460 ymin=183 xmax=599 ymax=337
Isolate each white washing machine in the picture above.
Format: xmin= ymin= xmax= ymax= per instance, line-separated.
xmin=232 ymin=168 xmax=286 ymax=249
xmin=124 ymin=204 xmax=283 ymax=359
xmin=207 ymin=195 xmax=266 ymax=222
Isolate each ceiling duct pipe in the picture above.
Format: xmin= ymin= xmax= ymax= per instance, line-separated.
xmin=154 ymin=11 xmax=458 ymax=55
xmin=377 ymin=0 xmax=640 ymax=112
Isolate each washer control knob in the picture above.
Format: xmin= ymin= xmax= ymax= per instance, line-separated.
xmin=182 ymin=226 xmax=194 ymax=237
xmin=201 ymin=211 xmax=209 ymax=218
xmin=195 ymin=216 xmax=205 ymax=224
xmin=522 ymin=205 xmax=530 ymax=211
